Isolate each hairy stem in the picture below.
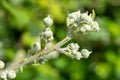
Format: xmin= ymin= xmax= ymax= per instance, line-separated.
xmin=0 ymin=36 xmax=71 ymax=74
xmin=56 ymin=47 xmax=74 ymax=59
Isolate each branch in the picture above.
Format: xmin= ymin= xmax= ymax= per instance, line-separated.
xmin=0 ymin=36 xmax=71 ymax=74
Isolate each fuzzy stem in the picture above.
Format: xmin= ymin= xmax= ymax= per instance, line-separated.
xmin=56 ymin=47 xmax=74 ymax=59
xmin=0 ymin=36 xmax=71 ymax=74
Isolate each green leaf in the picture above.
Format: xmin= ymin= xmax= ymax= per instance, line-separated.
xmin=91 ymin=9 xmax=96 ymax=20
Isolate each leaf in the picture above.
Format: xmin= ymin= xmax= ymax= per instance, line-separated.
xmin=91 ymin=9 xmax=96 ymax=20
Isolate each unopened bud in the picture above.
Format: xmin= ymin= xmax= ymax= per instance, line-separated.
xmin=67 ymin=10 xmax=81 ymax=27
xmin=44 ymin=28 xmax=53 ymax=39
xmin=80 ymin=12 xmax=92 ymax=22
xmin=43 ymin=15 xmax=53 ymax=27
xmin=67 ymin=43 xmax=79 ymax=51
xmin=7 ymin=70 xmax=16 ymax=79
xmin=71 ymin=50 xmax=77 ymax=55
xmin=81 ymin=49 xmax=92 ymax=58
xmin=84 ymin=24 xmax=91 ymax=31
xmin=31 ymin=41 xmax=41 ymax=54
xmin=80 ymin=27 xmax=86 ymax=33
xmin=74 ymin=52 xmax=82 ymax=60
xmin=0 ymin=71 xmax=7 ymax=80
xmin=91 ymin=21 xmax=100 ymax=32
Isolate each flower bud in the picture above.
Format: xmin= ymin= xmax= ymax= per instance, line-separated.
xmin=81 ymin=49 xmax=92 ymax=58
xmin=0 ymin=71 xmax=7 ymax=80
xmin=68 ymin=43 xmax=75 ymax=50
xmin=80 ymin=26 xmax=86 ymax=33
xmin=74 ymin=43 xmax=80 ymax=51
xmin=44 ymin=28 xmax=53 ymax=39
xmin=67 ymin=10 xmax=81 ymax=27
xmin=43 ymin=15 xmax=53 ymax=27
xmin=67 ymin=43 xmax=79 ymax=51
xmin=31 ymin=41 xmax=41 ymax=54
xmin=74 ymin=52 xmax=82 ymax=60
xmin=80 ymin=12 xmax=92 ymax=22
xmin=84 ymin=24 xmax=91 ymax=31
xmin=68 ymin=10 xmax=81 ymax=21
xmin=66 ymin=18 xmax=74 ymax=26
xmin=71 ymin=50 xmax=77 ymax=55
xmin=7 ymin=70 xmax=16 ymax=79
xmin=41 ymin=27 xmax=54 ymax=42
xmin=91 ymin=21 xmax=100 ymax=32
xmin=0 ymin=60 xmax=5 ymax=69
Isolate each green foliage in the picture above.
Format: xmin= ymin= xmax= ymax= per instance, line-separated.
xmin=0 ymin=0 xmax=120 ymax=80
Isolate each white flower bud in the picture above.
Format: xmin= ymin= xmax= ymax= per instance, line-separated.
xmin=67 ymin=10 xmax=81 ymax=27
xmin=67 ymin=43 xmax=79 ymax=51
xmin=75 ymin=10 xmax=81 ymax=19
xmin=66 ymin=18 xmax=74 ymax=26
xmin=91 ymin=21 xmax=100 ymax=32
xmin=43 ymin=15 xmax=53 ymax=27
xmin=74 ymin=43 xmax=80 ymax=51
xmin=31 ymin=41 xmax=41 ymax=53
xmin=7 ymin=70 xmax=16 ymax=79
xmin=68 ymin=10 xmax=81 ymax=21
xmin=0 ymin=71 xmax=7 ymax=80
xmin=69 ymin=43 xmax=75 ymax=50
xmin=74 ymin=52 xmax=82 ymax=60
xmin=81 ymin=49 xmax=92 ymax=58
xmin=0 ymin=60 xmax=5 ymax=69
xmin=44 ymin=28 xmax=53 ymax=38
xmin=71 ymin=50 xmax=77 ymax=55
xmin=84 ymin=24 xmax=91 ymax=31
xmin=80 ymin=26 xmax=86 ymax=33
xmin=80 ymin=12 xmax=92 ymax=23
xmin=41 ymin=28 xmax=54 ymax=42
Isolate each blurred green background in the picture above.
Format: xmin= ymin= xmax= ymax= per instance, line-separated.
xmin=0 ymin=0 xmax=120 ymax=80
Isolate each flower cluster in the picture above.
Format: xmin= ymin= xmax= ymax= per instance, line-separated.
xmin=29 ymin=15 xmax=54 ymax=55
xmin=64 ymin=43 xmax=92 ymax=60
xmin=26 ymin=15 xmax=55 ymax=65
xmin=40 ymin=15 xmax=54 ymax=49
xmin=67 ymin=10 xmax=100 ymax=34
xmin=0 ymin=61 xmax=16 ymax=80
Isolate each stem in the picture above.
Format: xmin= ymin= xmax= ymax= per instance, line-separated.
xmin=43 ymin=36 xmax=71 ymax=54
xmin=56 ymin=47 xmax=74 ymax=59
xmin=0 ymin=36 xmax=71 ymax=74
xmin=55 ymin=48 xmax=66 ymax=54
xmin=67 ymin=27 xmax=72 ymax=37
